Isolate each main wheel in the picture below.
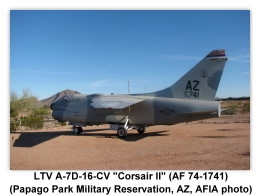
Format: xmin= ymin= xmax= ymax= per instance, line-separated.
xmin=73 ymin=127 xmax=83 ymax=135
xmin=117 ymin=127 xmax=127 ymax=138
xmin=137 ymin=126 xmax=146 ymax=134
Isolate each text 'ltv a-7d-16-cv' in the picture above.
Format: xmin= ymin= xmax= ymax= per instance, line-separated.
xmin=51 ymin=50 xmax=227 ymax=138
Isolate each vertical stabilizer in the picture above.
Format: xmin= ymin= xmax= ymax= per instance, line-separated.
xmin=152 ymin=49 xmax=227 ymax=100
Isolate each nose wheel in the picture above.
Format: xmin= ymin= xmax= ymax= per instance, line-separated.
xmin=73 ymin=126 xmax=83 ymax=135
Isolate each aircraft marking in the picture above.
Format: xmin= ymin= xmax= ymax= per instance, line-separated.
xmin=184 ymin=80 xmax=200 ymax=98
xmin=159 ymin=107 xmax=175 ymax=115
xmin=185 ymin=80 xmax=200 ymax=91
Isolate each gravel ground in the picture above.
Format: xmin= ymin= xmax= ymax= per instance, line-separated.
xmin=10 ymin=114 xmax=250 ymax=170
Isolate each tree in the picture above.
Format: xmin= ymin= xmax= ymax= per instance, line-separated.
xmin=10 ymin=88 xmax=38 ymax=132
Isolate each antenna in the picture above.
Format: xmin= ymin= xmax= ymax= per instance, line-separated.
xmin=128 ymin=81 xmax=130 ymax=94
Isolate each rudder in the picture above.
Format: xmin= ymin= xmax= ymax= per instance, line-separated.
xmin=153 ymin=49 xmax=227 ymax=100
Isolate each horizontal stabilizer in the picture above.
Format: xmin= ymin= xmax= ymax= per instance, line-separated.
xmin=90 ymin=96 xmax=144 ymax=109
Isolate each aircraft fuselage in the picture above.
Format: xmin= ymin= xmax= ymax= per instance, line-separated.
xmin=51 ymin=93 xmax=220 ymax=127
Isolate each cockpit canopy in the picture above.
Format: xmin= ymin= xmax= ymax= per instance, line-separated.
xmin=56 ymin=95 xmax=72 ymax=103
xmin=50 ymin=95 xmax=73 ymax=110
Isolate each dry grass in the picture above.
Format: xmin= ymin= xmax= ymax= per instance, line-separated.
xmin=220 ymin=100 xmax=250 ymax=115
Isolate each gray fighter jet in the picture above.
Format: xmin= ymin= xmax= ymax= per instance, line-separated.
xmin=51 ymin=49 xmax=227 ymax=138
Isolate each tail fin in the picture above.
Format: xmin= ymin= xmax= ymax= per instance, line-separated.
xmin=153 ymin=49 xmax=227 ymax=100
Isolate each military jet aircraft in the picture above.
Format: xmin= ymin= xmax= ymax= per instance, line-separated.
xmin=51 ymin=49 xmax=227 ymax=138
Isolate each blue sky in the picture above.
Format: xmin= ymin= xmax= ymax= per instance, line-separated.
xmin=10 ymin=10 xmax=250 ymax=100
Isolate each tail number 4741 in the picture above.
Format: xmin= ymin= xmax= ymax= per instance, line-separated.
xmin=184 ymin=80 xmax=200 ymax=98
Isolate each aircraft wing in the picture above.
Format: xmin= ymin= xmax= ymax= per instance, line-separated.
xmin=90 ymin=96 xmax=144 ymax=109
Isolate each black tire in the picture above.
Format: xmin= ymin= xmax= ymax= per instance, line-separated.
xmin=117 ymin=127 xmax=127 ymax=138
xmin=137 ymin=126 xmax=146 ymax=134
xmin=73 ymin=127 xmax=82 ymax=135
xmin=78 ymin=127 xmax=83 ymax=134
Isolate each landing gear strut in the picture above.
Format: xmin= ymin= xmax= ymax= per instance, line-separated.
xmin=116 ymin=117 xmax=146 ymax=138
xmin=116 ymin=117 xmax=131 ymax=138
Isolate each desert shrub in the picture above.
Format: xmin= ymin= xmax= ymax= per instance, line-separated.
xmin=21 ymin=115 xmax=44 ymax=129
xmin=33 ymin=107 xmax=50 ymax=115
xmin=220 ymin=99 xmax=250 ymax=115
xmin=242 ymin=101 xmax=250 ymax=113
xmin=10 ymin=89 xmax=53 ymax=132
xmin=58 ymin=122 xmax=67 ymax=126
xmin=222 ymin=108 xmax=235 ymax=115
xmin=10 ymin=120 xmax=20 ymax=132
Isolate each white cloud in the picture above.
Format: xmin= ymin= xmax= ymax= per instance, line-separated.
xmin=228 ymin=54 xmax=250 ymax=63
xmin=241 ymin=71 xmax=250 ymax=76
xmin=88 ymin=80 xmax=108 ymax=88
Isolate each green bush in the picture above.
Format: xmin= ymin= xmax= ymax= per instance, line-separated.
xmin=10 ymin=89 xmax=54 ymax=132
xmin=22 ymin=115 xmax=44 ymax=129
xmin=33 ymin=107 xmax=50 ymax=115
xmin=58 ymin=122 xmax=67 ymax=126
xmin=10 ymin=120 xmax=20 ymax=132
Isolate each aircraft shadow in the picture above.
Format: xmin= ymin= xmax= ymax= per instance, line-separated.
xmin=81 ymin=130 xmax=169 ymax=142
xmin=124 ymin=131 xmax=169 ymax=142
xmin=11 ymin=131 xmax=71 ymax=148
xmin=11 ymin=129 xmax=169 ymax=147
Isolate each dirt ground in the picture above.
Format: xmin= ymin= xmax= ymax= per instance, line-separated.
xmin=10 ymin=114 xmax=250 ymax=170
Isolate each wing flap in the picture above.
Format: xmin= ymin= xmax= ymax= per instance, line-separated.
xmin=90 ymin=96 xmax=144 ymax=109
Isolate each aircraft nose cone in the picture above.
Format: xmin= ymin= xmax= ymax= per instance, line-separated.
xmin=50 ymin=103 xmax=55 ymax=110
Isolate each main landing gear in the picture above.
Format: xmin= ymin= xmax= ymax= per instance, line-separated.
xmin=116 ymin=117 xmax=146 ymax=138
xmin=72 ymin=126 xmax=83 ymax=135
